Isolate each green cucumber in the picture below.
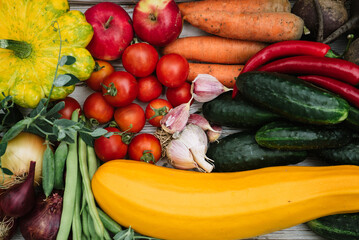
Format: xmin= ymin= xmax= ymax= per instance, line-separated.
xmin=316 ymin=140 xmax=359 ymax=165
xmin=206 ymin=131 xmax=307 ymax=172
xmin=345 ymin=105 xmax=359 ymax=130
xmin=202 ymin=91 xmax=280 ymax=128
xmin=236 ymin=72 xmax=349 ymax=125
xmin=307 ymin=213 xmax=359 ymax=240
xmin=255 ymin=121 xmax=353 ymax=150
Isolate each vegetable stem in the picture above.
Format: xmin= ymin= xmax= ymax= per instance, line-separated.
xmin=56 ymin=110 xmax=79 ymax=240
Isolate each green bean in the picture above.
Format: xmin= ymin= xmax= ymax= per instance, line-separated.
xmin=97 ymin=207 xmax=122 ymax=234
xmin=72 ymin=168 xmax=83 ymax=240
xmin=56 ymin=110 xmax=79 ymax=240
xmin=78 ymin=137 xmax=105 ymax=238
xmin=54 ymin=141 xmax=68 ymax=189
xmin=87 ymin=208 xmax=100 ymax=240
xmin=42 ymin=144 xmax=55 ymax=198
xmin=87 ymin=145 xmax=98 ymax=180
xmin=81 ymin=203 xmax=90 ymax=239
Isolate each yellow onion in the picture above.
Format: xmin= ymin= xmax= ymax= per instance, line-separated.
xmin=1 ymin=132 xmax=47 ymax=187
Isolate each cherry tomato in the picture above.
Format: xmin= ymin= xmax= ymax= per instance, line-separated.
xmin=102 ymin=71 xmax=138 ymax=107
xmin=145 ymin=99 xmax=172 ymax=127
xmin=114 ymin=103 xmax=145 ymax=133
xmin=166 ymin=82 xmax=193 ymax=107
xmin=128 ymin=133 xmax=162 ymax=163
xmin=94 ymin=127 xmax=128 ymax=162
xmin=156 ymin=53 xmax=189 ymax=88
xmin=83 ymin=92 xmax=114 ymax=124
xmin=122 ymin=42 xmax=159 ymax=77
xmin=57 ymin=97 xmax=81 ymax=120
xmin=86 ymin=60 xmax=115 ymax=91
xmin=137 ymin=75 xmax=163 ymax=102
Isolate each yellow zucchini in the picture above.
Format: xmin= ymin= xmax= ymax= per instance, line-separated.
xmin=91 ymin=160 xmax=359 ymax=240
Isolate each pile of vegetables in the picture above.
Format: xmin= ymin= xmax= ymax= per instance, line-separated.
xmin=1 ymin=0 xmax=359 ymax=239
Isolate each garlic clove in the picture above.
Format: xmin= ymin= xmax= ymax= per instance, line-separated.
xmin=191 ymin=74 xmax=231 ymax=102
xmin=166 ymin=139 xmax=198 ymax=170
xmin=160 ymin=100 xmax=191 ymax=134
xmin=187 ymin=114 xmax=219 ymax=132
xmin=206 ymin=125 xmax=222 ymax=143
xmin=189 ymin=145 xmax=214 ymax=173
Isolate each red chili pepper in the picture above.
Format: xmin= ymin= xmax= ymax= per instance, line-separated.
xmin=232 ymin=40 xmax=339 ymax=98
xmin=299 ymin=75 xmax=359 ymax=108
xmin=257 ymin=56 xmax=359 ymax=86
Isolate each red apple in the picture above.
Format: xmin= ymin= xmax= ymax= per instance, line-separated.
xmin=85 ymin=2 xmax=134 ymax=61
xmin=133 ymin=0 xmax=183 ymax=47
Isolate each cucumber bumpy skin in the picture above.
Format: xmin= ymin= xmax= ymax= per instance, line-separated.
xmin=207 ymin=131 xmax=307 ymax=172
xmin=202 ymin=91 xmax=280 ymax=129
xmin=236 ymin=71 xmax=350 ymax=125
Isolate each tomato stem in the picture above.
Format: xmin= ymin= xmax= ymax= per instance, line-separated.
xmin=140 ymin=150 xmax=156 ymax=164
xmin=148 ymin=105 xmax=169 ymax=121
xmin=102 ymin=82 xmax=118 ymax=97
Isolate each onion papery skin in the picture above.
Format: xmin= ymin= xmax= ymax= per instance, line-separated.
xmin=19 ymin=192 xmax=63 ymax=240
xmin=1 ymin=132 xmax=47 ymax=187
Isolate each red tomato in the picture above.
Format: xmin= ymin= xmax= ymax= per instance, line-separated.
xmin=57 ymin=97 xmax=82 ymax=120
xmin=83 ymin=92 xmax=114 ymax=124
xmin=94 ymin=127 xmax=128 ymax=162
xmin=122 ymin=42 xmax=159 ymax=77
xmin=114 ymin=103 xmax=145 ymax=133
xmin=166 ymin=82 xmax=193 ymax=107
xmin=128 ymin=133 xmax=162 ymax=163
xmin=86 ymin=60 xmax=115 ymax=91
xmin=145 ymin=99 xmax=172 ymax=127
xmin=156 ymin=53 xmax=189 ymax=88
xmin=102 ymin=71 xmax=138 ymax=107
xmin=137 ymin=75 xmax=163 ymax=102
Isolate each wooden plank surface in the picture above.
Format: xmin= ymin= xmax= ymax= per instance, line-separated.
xmin=12 ymin=0 xmax=345 ymax=239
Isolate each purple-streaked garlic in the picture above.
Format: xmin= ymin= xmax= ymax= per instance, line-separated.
xmin=160 ymin=100 xmax=191 ymax=135
xmin=166 ymin=139 xmax=198 ymax=170
xmin=191 ymin=74 xmax=231 ymax=102
xmin=176 ymin=124 xmax=214 ymax=173
xmin=206 ymin=125 xmax=222 ymax=143
xmin=187 ymin=114 xmax=219 ymax=132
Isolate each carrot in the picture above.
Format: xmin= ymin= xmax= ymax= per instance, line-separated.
xmin=188 ymin=63 xmax=243 ymax=88
xmin=183 ymin=11 xmax=304 ymax=43
xmin=178 ymin=0 xmax=291 ymax=16
xmin=162 ymin=36 xmax=268 ymax=64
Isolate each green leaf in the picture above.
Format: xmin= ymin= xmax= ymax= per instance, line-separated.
xmin=0 ymin=142 xmax=7 ymax=157
xmin=79 ymin=132 xmax=93 ymax=146
xmin=104 ymin=132 xmax=115 ymax=138
xmin=114 ymin=228 xmax=135 ymax=240
xmin=2 ymin=118 xmax=31 ymax=143
xmin=46 ymin=101 xmax=65 ymax=118
xmin=1 ymin=167 xmax=13 ymax=175
xmin=53 ymin=118 xmax=78 ymax=128
xmin=54 ymin=74 xmax=80 ymax=87
xmin=90 ymin=128 xmax=108 ymax=138
xmin=59 ymin=55 xmax=76 ymax=66
xmin=29 ymin=98 xmax=47 ymax=117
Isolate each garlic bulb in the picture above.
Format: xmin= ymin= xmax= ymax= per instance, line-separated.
xmin=206 ymin=125 xmax=222 ymax=143
xmin=191 ymin=74 xmax=231 ymax=102
xmin=166 ymin=140 xmax=198 ymax=170
xmin=176 ymin=124 xmax=214 ymax=173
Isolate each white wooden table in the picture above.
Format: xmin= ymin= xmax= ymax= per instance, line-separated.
xmin=13 ymin=0 xmax=350 ymax=239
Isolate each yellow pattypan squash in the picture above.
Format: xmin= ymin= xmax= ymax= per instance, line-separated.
xmin=0 ymin=0 xmax=95 ymax=108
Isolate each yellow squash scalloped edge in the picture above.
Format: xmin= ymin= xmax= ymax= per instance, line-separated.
xmin=0 ymin=0 xmax=95 ymax=108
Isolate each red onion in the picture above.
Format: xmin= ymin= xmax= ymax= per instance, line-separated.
xmin=0 ymin=207 xmax=18 ymax=240
xmin=0 ymin=161 xmax=36 ymax=217
xmin=20 ymin=192 xmax=63 ymax=240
